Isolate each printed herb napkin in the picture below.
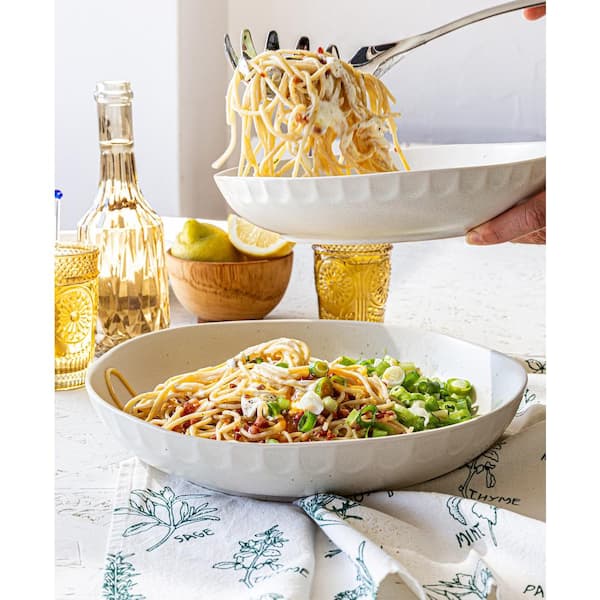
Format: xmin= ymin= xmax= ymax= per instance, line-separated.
xmin=102 ymin=372 xmax=545 ymax=600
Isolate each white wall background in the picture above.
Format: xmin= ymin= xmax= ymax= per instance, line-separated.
xmin=56 ymin=0 xmax=545 ymax=228
xmin=55 ymin=0 xmax=179 ymax=229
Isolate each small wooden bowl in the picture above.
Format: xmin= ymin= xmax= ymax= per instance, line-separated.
xmin=165 ymin=249 xmax=293 ymax=321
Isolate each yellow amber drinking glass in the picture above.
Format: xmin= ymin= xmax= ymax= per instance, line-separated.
xmin=312 ymin=243 xmax=392 ymax=322
xmin=55 ymin=242 xmax=99 ymax=390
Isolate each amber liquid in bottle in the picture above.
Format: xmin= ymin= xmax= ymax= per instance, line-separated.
xmin=78 ymin=81 xmax=170 ymax=353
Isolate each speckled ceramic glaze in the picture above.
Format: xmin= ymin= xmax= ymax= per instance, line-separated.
xmin=214 ymin=142 xmax=545 ymax=243
xmin=86 ymin=320 xmax=527 ymax=500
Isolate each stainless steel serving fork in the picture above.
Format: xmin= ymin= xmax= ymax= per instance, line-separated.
xmin=224 ymin=0 xmax=545 ymax=79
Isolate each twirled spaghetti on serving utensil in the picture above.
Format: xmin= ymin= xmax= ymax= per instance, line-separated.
xmin=212 ymin=49 xmax=410 ymax=177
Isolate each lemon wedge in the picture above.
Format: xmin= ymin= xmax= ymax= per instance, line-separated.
xmin=227 ymin=214 xmax=295 ymax=258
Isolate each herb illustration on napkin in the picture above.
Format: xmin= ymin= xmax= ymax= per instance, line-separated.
xmin=102 ymin=552 xmax=146 ymax=600
xmin=423 ymin=559 xmax=496 ymax=599
xmin=114 ymin=486 xmax=220 ymax=552
xmin=213 ymin=524 xmax=309 ymax=589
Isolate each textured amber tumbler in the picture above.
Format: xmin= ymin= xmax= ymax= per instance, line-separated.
xmin=55 ymin=242 xmax=99 ymax=390
xmin=312 ymin=243 xmax=392 ymax=322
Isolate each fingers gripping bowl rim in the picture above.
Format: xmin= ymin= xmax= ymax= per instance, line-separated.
xmin=85 ymin=320 xmax=527 ymax=500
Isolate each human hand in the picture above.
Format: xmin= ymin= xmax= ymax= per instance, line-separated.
xmin=524 ymin=5 xmax=546 ymax=20
xmin=466 ymin=4 xmax=547 ymax=246
xmin=466 ymin=190 xmax=546 ymax=245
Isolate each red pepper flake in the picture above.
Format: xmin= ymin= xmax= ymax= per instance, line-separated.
xmin=234 ymin=431 xmax=241 ymax=441
xmin=260 ymin=72 xmax=266 ymax=77
xmin=256 ymin=384 xmax=265 ymax=390
xmin=287 ymin=412 xmax=302 ymax=433
xmin=249 ymin=425 xmax=260 ymax=435
xmin=293 ymin=76 xmax=302 ymax=84
xmin=181 ymin=400 xmax=199 ymax=416
xmin=254 ymin=415 xmax=268 ymax=429
xmin=230 ymin=383 xmax=237 ymax=388
xmin=317 ymin=46 xmax=324 ymax=54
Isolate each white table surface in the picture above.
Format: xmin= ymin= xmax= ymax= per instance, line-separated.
xmin=55 ymin=217 xmax=545 ymax=599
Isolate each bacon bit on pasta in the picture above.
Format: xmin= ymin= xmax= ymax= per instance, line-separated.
xmin=254 ymin=415 xmax=269 ymax=429
xmin=182 ymin=400 xmax=199 ymax=416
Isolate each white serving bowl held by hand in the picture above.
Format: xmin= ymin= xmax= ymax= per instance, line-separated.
xmin=86 ymin=320 xmax=526 ymax=501
xmin=214 ymin=141 xmax=545 ymax=243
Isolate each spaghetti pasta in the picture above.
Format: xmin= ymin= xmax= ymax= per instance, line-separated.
xmin=106 ymin=338 xmax=476 ymax=443
xmin=212 ymin=49 xmax=410 ymax=177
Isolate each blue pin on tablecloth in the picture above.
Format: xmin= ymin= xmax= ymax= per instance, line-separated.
xmin=55 ymin=189 xmax=63 ymax=241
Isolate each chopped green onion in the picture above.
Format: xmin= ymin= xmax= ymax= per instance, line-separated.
xmin=455 ymin=398 xmax=472 ymax=411
xmin=322 ymin=396 xmax=337 ymax=414
xmin=309 ymin=360 xmax=329 ymax=378
xmin=394 ymin=405 xmax=422 ymax=430
xmin=267 ymin=402 xmax=281 ymax=416
xmin=372 ymin=428 xmax=389 ymax=437
xmin=409 ymin=392 xmax=427 ymax=404
xmin=424 ymin=397 xmax=440 ymax=412
xmin=389 ymin=385 xmax=411 ymax=403
xmin=432 ymin=409 xmax=449 ymax=419
xmin=251 ymin=357 xmax=263 ymax=364
xmin=346 ymin=408 xmax=360 ymax=426
xmin=357 ymin=404 xmax=378 ymax=429
xmin=314 ymin=377 xmax=333 ymax=398
xmin=402 ymin=371 xmax=420 ymax=391
xmin=373 ymin=421 xmax=395 ymax=434
xmin=446 ymin=378 xmax=472 ymax=396
xmin=298 ymin=411 xmax=317 ymax=432
xmin=394 ymin=405 xmax=414 ymax=423
xmin=275 ymin=362 xmax=289 ymax=369
xmin=374 ymin=360 xmax=391 ymax=377
xmin=331 ymin=375 xmax=347 ymax=386
xmin=383 ymin=355 xmax=399 ymax=366
xmin=266 ymin=438 xmax=280 ymax=444
xmin=446 ymin=408 xmax=472 ymax=424
xmin=398 ymin=362 xmax=417 ymax=372
xmin=411 ymin=417 xmax=425 ymax=432
xmin=277 ymin=396 xmax=290 ymax=411
xmin=339 ymin=356 xmax=356 ymax=366
xmin=359 ymin=359 xmax=376 ymax=375
xmin=416 ymin=378 xmax=440 ymax=395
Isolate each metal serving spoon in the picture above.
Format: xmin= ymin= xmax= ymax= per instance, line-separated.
xmin=224 ymin=0 xmax=545 ymax=79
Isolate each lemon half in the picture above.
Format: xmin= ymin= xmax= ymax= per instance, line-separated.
xmin=171 ymin=219 xmax=240 ymax=262
xmin=227 ymin=215 xmax=295 ymax=258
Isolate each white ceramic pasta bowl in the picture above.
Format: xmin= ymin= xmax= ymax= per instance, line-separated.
xmin=86 ymin=320 xmax=526 ymax=500
xmin=214 ymin=141 xmax=545 ymax=243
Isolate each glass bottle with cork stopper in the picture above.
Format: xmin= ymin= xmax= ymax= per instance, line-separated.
xmin=78 ymin=81 xmax=170 ymax=353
